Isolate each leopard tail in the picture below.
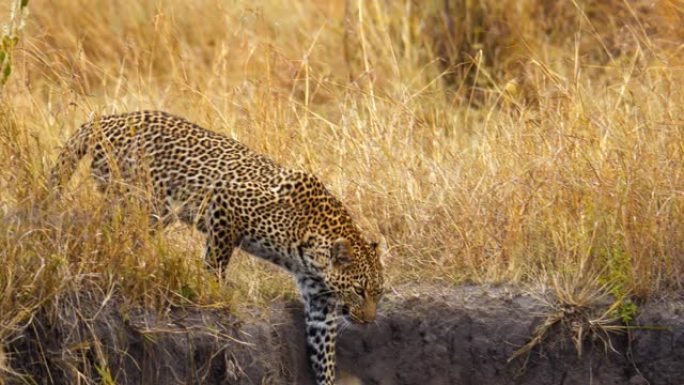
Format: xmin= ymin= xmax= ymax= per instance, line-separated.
xmin=49 ymin=123 xmax=92 ymax=191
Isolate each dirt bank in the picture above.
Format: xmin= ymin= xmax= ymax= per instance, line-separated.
xmin=6 ymin=286 xmax=684 ymax=385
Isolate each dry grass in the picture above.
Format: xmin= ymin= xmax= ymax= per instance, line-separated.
xmin=1 ymin=0 xmax=683 ymax=378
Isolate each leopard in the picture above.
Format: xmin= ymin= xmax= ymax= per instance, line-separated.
xmin=50 ymin=110 xmax=384 ymax=385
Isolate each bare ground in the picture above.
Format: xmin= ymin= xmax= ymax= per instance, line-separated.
xmin=5 ymin=285 xmax=684 ymax=385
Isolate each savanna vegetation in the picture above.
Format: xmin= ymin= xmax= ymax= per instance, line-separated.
xmin=1 ymin=0 xmax=682 ymax=379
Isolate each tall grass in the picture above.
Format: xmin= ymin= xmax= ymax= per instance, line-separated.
xmin=0 ymin=0 xmax=682 ymax=377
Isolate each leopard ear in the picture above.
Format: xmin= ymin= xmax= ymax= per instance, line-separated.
xmin=331 ymin=238 xmax=352 ymax=268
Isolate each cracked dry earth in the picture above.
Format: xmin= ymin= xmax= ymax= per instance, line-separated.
xmin=7 ymin=285 xmax=684 ymax=385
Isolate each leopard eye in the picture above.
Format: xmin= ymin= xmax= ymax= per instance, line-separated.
xmin=354 ymin=286 xmax=365 ymax=297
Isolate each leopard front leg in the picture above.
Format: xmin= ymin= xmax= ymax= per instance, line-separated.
xmin=298 ymin=276 xmax=338 ymax=385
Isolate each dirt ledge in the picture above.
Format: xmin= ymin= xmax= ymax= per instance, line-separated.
xmin=6 ymin=286 xmax=684 ymax=385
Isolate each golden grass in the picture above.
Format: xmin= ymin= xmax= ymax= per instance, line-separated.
xmin=0 ymin=0 xmax=683 ymax=375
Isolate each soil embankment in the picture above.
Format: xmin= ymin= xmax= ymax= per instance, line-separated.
xmin=7 ymin=286 xmax=684 ymax=385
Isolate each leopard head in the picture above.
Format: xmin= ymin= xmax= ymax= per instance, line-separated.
xmin=325 ymin=237 xmax=384 ymax=324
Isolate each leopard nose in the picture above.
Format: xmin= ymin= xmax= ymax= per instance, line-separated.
xmin=362 ymin=301 xmax=376 ymax=323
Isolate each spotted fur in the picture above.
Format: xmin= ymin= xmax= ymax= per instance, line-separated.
xmin=50 ymin=110 xmax=384 ymax=385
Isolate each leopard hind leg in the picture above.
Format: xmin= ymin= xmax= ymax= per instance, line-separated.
xmin=201 ymin=197 xmax=238 ymax=274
